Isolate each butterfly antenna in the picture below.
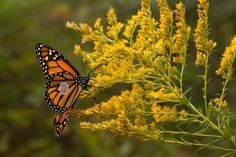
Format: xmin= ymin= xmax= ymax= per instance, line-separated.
xmin=81 ymin=57 xmax=86 ymax=75
xmin=87 ymin=64 xmax=103 ymax=79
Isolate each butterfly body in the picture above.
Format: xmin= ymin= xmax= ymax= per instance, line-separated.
xmin=35 ymin=43 xmax=88 ymax=138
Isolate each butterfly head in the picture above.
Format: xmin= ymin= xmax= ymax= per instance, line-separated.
xmin=78 ymin=76 xmax=89 ymax=89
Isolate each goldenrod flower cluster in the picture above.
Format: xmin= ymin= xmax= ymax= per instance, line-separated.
xmin=67 ymin=0 xmax=236 ymax=148
xmin=172 ymin=2 xmax=191 ymax=64
xmin=216 ymin=37 xmax=236 ymax=79
xmin=194 ymin=0 xmax=216 ymax=66
xmin=155 ymin=0 xmax=172 ymax=55
xmin=211 ymin=98 xmax=228 ymax=108
xmin=66 ymin=0 xmax=192 ymax=140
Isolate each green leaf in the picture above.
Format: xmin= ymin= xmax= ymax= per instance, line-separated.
xmin=223 ymin=127 xmax=232 ymax=140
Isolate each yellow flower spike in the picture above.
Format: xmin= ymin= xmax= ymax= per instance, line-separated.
xmin=216 ymin=37 xmax=236 ymax=79
xmin=80 ymin=84 xmax=145 ymax=116
xmin=195 ymin=52 xmax=207 ymax=66
xmin=139 ymin=0 xmax=153 ymax=35
xmin=147 ymin=88 xmax=179 ymax=101
xmin=94 ymin=18 xmax=103 ymax=32
xmin=213 ymin=98 xmax=228 ymax=108
xmin=151 ymin=104 xmax=177 ymax=123
xmin=123 ymin=15 xmax=139 ymax=39
xmin=65 ymin=21 xmax=80 ymax=31
xmin=107 ymin=7 xmax=117 ymax=25
xmin=106 ymin=7 xmax=124 ymax=40
xmin=140 ymin=0 xmax=151 ymax=11
xmin=194 ymin=0 xmax=216 ymax=66
xmin=156 ymin=0 xmax=172 ymax=44
xmin=80 ymin=118 xmax=127 ymax=134
xmin=155 ymin=38 xmax=166 ymax=55
xmin=73 ymin=44 xmax=84 ymax=56
xmin=78 ymin=23 xmax=95 ymax=43
xmin=79 ymin=94 xmax=126 ymax=116
xmin=74 ymin=44 xmax=95 ymax=65
xmin=94 ymin=41 xmax=104 ymax=52
xmin=134 ymin=115 xmax=147 ymax=126
xmin=179 ymin=109 xmax=188 ymax=119
xmin=172 ymin=2 xmax=191 ymax=64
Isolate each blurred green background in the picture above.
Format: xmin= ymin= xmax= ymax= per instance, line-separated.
xmin=0 ymin=0 xmax=236 ymax=157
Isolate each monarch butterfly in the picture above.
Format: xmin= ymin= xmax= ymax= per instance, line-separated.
xmin=35 ymin=43 xmax=89 ymax=138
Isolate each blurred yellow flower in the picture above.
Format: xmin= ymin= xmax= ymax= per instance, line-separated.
xmin=212 ymin=98 xmax=228 ymax=108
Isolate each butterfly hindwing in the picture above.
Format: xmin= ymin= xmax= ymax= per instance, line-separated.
xmin=45 ymin=72 xmax=83 ymax=113
xmin=53 ymin=106 xmax=73 ymax=139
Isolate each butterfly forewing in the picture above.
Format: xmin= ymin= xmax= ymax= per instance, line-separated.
xmin=35 ymin=43 xmax=79 ymax=78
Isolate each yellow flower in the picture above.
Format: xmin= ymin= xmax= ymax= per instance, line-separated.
xmin=78 ymin=23 xmax=96 ymax=43
xmin=65 ymin=21 xmax=79 ymax=31
xmin=107 ymin=7 xmax=117 ymax=26
xmin=80 ymin=84 xmax=144 ymax=114
xmin=94 ymin=18 xmax=103 ymax=32
xmin=151 ymin=104 xmax=177 ymax=123
xmin=147 ymin=88 xmax=179 ymax=101
xmin=194 ymin=0 xmax=216 ymax=66
xmin=73 ymin=44 xmax=84 ymax=56
xmin=80 ymin=118 xmax=127 ymax=134
xmin=179 ymin=109 xmax=188 ymax=119
xmin=172 ymin=2 xmax=191 ymax=64
xmin=196 ymin=52 xmax=207 ymax=66
xmin=106 ymin=8 xmax=124 ymax=40
xmin=67 ymin=0 xmax=212 ymax=141
xmin=139 ymin=0 xmax=154 ymax=37
xmin=155 ymin=0 xmax=172 ymax=54
xmin=123 ymin=15 xmax=139 ymax=39
xmin=212 ymin=98 xmax=228 ymax=108
xmin=155 ymin=38 xmax=167 ymax=55
xmin=216 ymin=37 xmax=236 ymax=79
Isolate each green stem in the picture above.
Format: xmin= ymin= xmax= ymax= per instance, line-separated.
xmin=101 ymin=32 xmax=114 ymax=43
xmin=203 ymin=53 xmax=209 ymax=116
xmin=163 ymin=139 xmax=236 ymax=152
xmin=160 ymin=130 xmax=221 ymax=138
xmin=183 ymin=96 xmax=224 ymax=135
xmin=179 ymin=29 xmax=190 ymax=95
xmin=129 ymin=23 xmax=138 ymax=46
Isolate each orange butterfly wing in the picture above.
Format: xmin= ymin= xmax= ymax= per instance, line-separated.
xmin=45 ymin=72 xmax=83 ymax=113
xmin=35 ymin=43 xmax=79 ymax=78
xmin=53 ymin=106 xmax=73 ymax=139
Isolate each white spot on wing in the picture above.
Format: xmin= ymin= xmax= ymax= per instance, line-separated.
xmin=58 ymin=82 xmax=69 ymax=95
